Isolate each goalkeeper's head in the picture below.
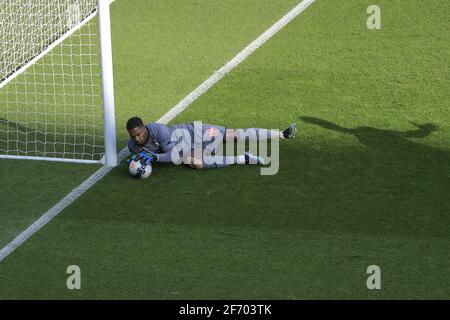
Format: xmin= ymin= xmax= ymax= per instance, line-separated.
xmin=127 ymin=116 xmax=148 ymax=146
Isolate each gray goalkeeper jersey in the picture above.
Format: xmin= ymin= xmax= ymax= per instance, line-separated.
xmin=128 ymin=122 xmax=226 ymax=163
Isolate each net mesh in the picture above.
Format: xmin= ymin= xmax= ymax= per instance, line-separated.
xmin=0 ymin=0 xmax=104 ymax=161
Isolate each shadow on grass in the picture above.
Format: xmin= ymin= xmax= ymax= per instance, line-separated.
xmin=299 ymin=116 xmax=441 ymax=154
xmin=0 ymin=117 xmax=28 ymax=132
xmin=0 ymin=117 xmax=103 ymax=158
xmin=62 ymin=116 xmax=450 ymax=240
xmin=291 ymin=116 xmax=449 ymax=235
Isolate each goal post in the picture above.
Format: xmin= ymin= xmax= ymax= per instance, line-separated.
xmin=98 ymin=0 xmax=117 ymax=167
xmin=0 ymin=0 xmax=117 ymax=166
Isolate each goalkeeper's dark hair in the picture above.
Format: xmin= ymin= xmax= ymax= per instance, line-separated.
xmin=126 ymin=117 xmax=144 ymax=130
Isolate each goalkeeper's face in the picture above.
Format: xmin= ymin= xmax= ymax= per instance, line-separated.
xmin=128 ymin=126 xmax=148 ymax=146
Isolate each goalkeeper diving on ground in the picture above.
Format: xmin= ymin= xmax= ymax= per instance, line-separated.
xmin=126 ymin=116 xmax=296 ymax=173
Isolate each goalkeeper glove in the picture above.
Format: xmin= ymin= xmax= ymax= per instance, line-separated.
xmin=127 ymin=154 xmax=139 ymax=164
xmin=139 ymin=151 xmax=157 ymax=165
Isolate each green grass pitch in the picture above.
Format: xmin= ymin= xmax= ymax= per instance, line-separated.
xmin=0 ymin=0 xmax=449 ymax=299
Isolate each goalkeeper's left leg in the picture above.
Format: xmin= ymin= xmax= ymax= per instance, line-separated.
xmin=188 ymin=153 xmax=266 ymax=170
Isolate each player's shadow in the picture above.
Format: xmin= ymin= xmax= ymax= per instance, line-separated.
xmin=296 ymin=116 xmax=449 ymax=237
xmin=299 ymin=116 xmax=441 ymax=153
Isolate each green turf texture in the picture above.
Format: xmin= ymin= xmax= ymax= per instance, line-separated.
xmin=0 ymin=0 xmax=449 ymax=299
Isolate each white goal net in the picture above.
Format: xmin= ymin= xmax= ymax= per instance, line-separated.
xmin=0 ymin=0 xmax=116 ymax=165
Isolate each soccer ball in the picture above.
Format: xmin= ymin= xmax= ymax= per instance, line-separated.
xmin=128 ymin=159 xmax=152 ymax=179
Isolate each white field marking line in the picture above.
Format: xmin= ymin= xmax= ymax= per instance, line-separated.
xmin=0 ymin=0 xmax=316 ymax=263
xmin=157 ymin=0 xmax=316 ymax=125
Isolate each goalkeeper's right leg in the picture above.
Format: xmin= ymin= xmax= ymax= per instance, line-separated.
xmin=224 ymin=124 xmax=297 ymax=142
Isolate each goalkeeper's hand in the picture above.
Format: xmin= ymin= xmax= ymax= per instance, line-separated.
xmin=139 ymin=151 xmax=157 ymax=165
xmin=127 ymin=153 xmax=139 ymax=164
